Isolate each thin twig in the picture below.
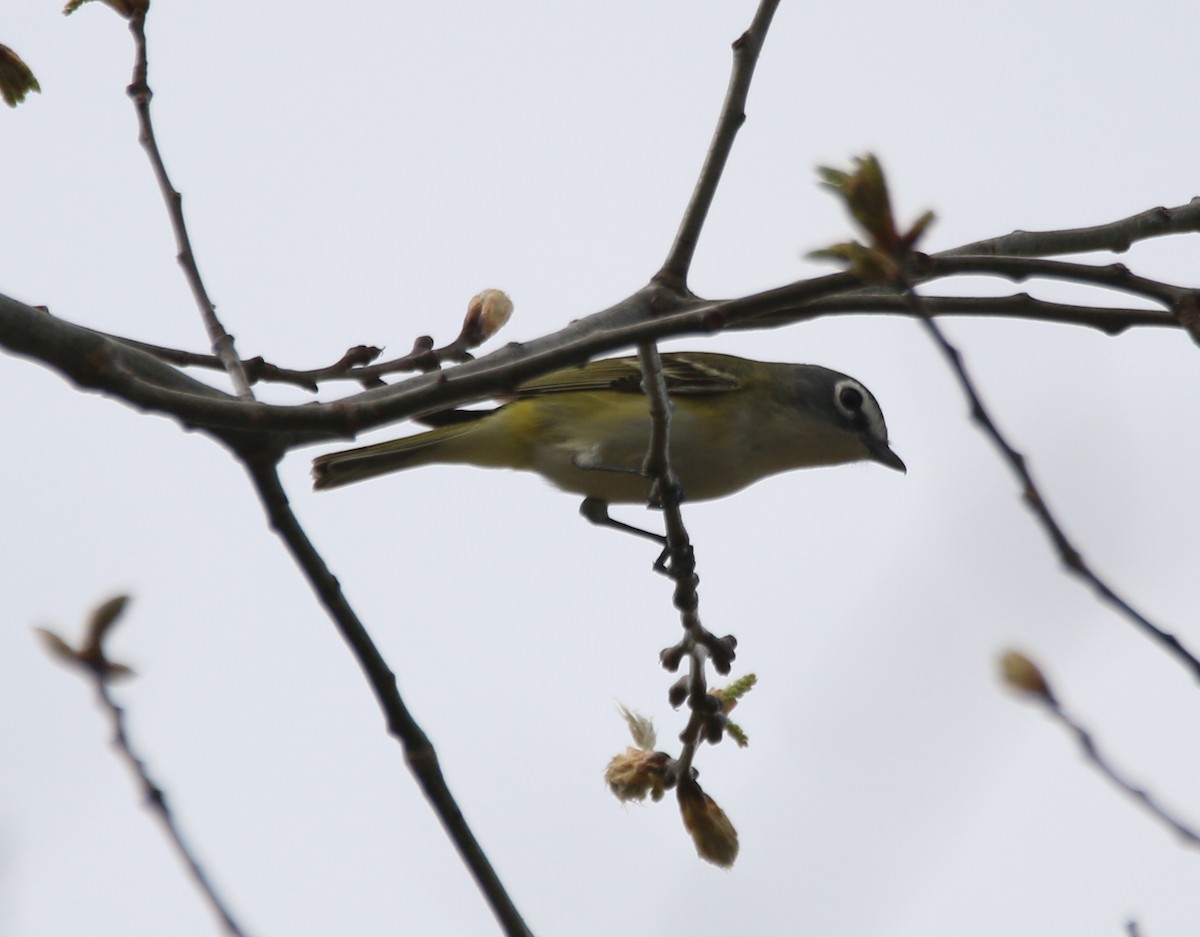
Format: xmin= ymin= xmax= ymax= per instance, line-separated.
xmin=1042 ymin=697 xmax=1200 ymax=848
xmin=657 ymin=0 xmax=782 ymax=288
xmin=920 ymin=254 xmax=1191 ymax=310
xmin=93 ymin=677 xmax=252 ymax=937
xmin=744 ymin=292 xmax=1175 ymax=335
xmin=903 ymin=287 xmax=1200 ymax=684
xmin=634 ymin=342 xmax=703 ymax=768
xmin=640 ymin=0 xmax=783 ymax=788
xmin=125 ymin=10 xmax=254 ymax=400
xmin=634 ymin=342 xmax=738 ymax=783
xmin=242 ymin=457 xmax=533 ymax=937
xmin=112 ymin=337 xmax=383 ymax=392
xmin=944 ymin=197 xmax=1200 ymax=258
xmin=103 ymin=292 xmax=504 ymax=391
xmin=113 ymin=329 xmax=487 ymax=392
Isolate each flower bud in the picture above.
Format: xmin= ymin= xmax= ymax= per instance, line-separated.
xmin=459 ymin=289 xmax=513 ymax=348
xmin=0 ymin=45 xmax=40 ymax=107
xmin=659 ymin=642 xmax=685 ymax=672
xmin=678 ymin=780 xmax=738 ymax=868
xmin=709 ymin=634 xmax=737 ymax=674
xmin=999 ymin=649 xmax=1055 ymax=703
xmin=605 ymin=747 xmax=669 ymax=803
xmin=702 ymin=713 xmax=727 ymax=745
xmin=667 ymin=676 xmax=689 ymax=709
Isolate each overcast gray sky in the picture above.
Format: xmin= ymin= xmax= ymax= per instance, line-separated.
xmin=4 ymin=2 xmax=1199 ymax=935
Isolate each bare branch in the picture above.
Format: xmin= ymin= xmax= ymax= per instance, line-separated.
xmin=1004 ymin=654 xmax=1200 ymax=849
xmin=4 ymin=256 xmax=1191 ymax=453
xmin=920 ymin=253 xmax=1191 ymax=311
xmin=114 ymin=338 xmax=387 ymax=392
xmin=906 ymin=287 xmax=1200 ymax=684
xmin=83 ymin=292 xmax=504 ymax=391
xmin=810 ymin=155 xmax=1200 ymax=682
xmin=1050 ymin=696 xmax=1200 ymax=849
xmin=94 ymin=678 xmax=253 ymax=935
xmin=242 ymin=457 xmax=533 ymax=937
xmin=113 ymin=290 xmax=1181 ymax=395
xmin=658 ymin=0 xmax=782 ymax=287
xmin=125 ymin=10 xmax=254 ymax=399
xmin=640 ymin=0 xmax=784 ymax=817
xmin=944 ymin=197 xmax=1200 ymax=258
xmin=635 ymin=345 xmax=737 ymax=769
xmin=6 ymin=216 xmax=1197 ymax=453
xmin=40 ymin=598 xmax=251 ymax=937
xmin=0 ymin=296 xmax=309 ymax=457
xmin=742 ymin=292 xmax=1175 ymax=335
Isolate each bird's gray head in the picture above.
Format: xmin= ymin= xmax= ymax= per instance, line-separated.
xmin=788 ymin=365 xmax=906 ymax=472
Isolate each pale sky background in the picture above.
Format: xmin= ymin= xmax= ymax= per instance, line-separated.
xmin=3 ymin=2 xmax=1199 ymax=935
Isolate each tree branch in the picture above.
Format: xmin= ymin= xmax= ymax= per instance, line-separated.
xmin=242 ymin=456 xmax=533 ymax=937
xmin=109 ymin=292 xmax=1174 ymax=394
xmin=902 ymin=288 xmax=1200 ymax=684
xmin=658 ymin=0 xmax=781 ymax=287
xmin=638 ymin=0 xmax=782 ymax=833
xmin=94 ymin=677 xmax=253 ymax=936
xmin=0 ymin=295 xmax=309 ymax=457
xmin=944 ymin=197 xmax=1200 ymax=258
xmin=742 ymin=292 xmax=1175 ymax=335
xmin=919 ymin=254 xmax=1191 ymax=310
xmin=126 ymin=9 xmax=254 ymax=399
xmin=38 ymin=595 xmax=252 ymax=937
xmin=1004 ymin=653 xmax=1200 ymax=849
xmin=6 ymin=204 xmax=1198 ymax=456
xmin=1048 ymin=696 xmax=1200 ymax=849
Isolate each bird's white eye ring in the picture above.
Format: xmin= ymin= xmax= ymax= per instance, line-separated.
xmin=835 ymin=381 xmax=864 ymax=417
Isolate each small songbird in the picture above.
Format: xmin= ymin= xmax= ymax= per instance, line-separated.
xmin=312 ymin=352 xmax=904 ymax=503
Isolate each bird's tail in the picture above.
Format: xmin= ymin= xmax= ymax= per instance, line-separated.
xmin=312 ymin=423 xmax=478 ymax=490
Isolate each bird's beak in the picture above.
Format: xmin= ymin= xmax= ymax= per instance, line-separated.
xmin=868 ymin=438 xmax=907 ymax=474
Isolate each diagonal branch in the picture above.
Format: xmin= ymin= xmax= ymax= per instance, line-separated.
xmin=658 ymin=0 xmax=782 ymax=288
xmin=1048 ymin=696 xmax=1200 ymax=849
xmin=904 ymin=287 xmax=1200 ymax=684
xmin=125 ymin=10 xmax=254 ymax=400
xmin=0 ymin=295 xmax=317 ymax=460
xmin=241 ymin=456 xmax=533 ymax=937
xmin=94 ymin=677 xmax=253 ymax=936
xmin=1005 ymin=654 xmax=1200 ymax=849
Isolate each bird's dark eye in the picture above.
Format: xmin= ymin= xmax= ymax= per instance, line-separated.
xmin=839 ymin=385 xmax=863 ymax=412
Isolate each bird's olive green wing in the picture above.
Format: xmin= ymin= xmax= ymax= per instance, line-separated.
xmin=413 ymin=352 xmax=748 ymax=427
xmin=512 ymin=352 xmax=745 ymax=398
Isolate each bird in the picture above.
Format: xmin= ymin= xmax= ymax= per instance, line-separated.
xmin=312 ymin=352 xmax=904 ymax=505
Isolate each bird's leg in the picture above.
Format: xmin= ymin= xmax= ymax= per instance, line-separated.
xmin=573 ymin=450 xmax=678 ymax=570
xmin=579 ymin=497 xmax=671 ymax=571
xmin=579 ymin=497 xmax=665 ymax=544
